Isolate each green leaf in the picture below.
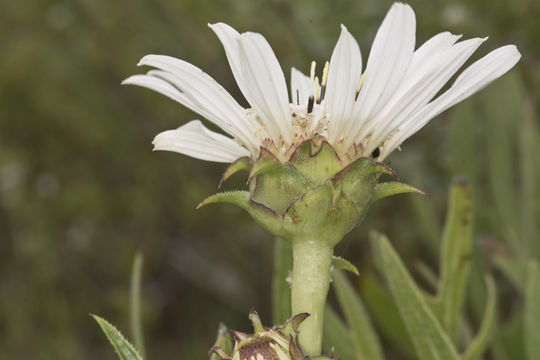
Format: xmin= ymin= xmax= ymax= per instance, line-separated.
xmin=323 ymin=306 xmax=356 ymax=360
xmin=372 ymin=181 xmax=424 ymax=202
xmin=362 ymin=272 xmax=415 ymax=357
xmin=272 ymin=237 xmax=292 ymax=324
xmin=331 ymin=256 xmax=359 ymax=276
xmin=129 ymin=252 xmax=145 ymax=358
xmin=332 ymin=270 xmax=384 ymax=360
xmin=437 ymin=178 xmax=473 ymax=341
xmin=371 ymin=231 xmax=459 ymax=360
xmin=491 ymin=308 xmax=525 ymax=360
xmin=449 ymin=98 xmax=477 ymax=189
xmin=93 ymin=315 xmax=142 ymax=360
xmin=462 ymin=275 xmax=496 ymax=360
xmin=524 ymin=261 xmax=540 ymax=360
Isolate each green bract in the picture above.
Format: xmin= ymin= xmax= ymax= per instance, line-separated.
xmin=199 ymin=138 xmax=420 ymax=245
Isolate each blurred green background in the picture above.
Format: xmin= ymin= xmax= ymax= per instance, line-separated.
xmin=1 ymin=0 xmax=539 ymax=359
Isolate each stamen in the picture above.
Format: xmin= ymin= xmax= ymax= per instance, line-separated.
xmin=320 ymin=61 xmax=329 ymax=101
xmin=314 ymin=76 xmax=321 ymax=104
xmin=296 ymin=89 xmax=300 ymax=105
xmin=310 ymin=61 xmax=316 ymax=81
xmin=307 ymin=95 xmax=314 ymax=114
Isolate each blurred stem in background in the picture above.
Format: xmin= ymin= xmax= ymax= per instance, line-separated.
xmin=129 ymin=252 xmax=145 ymax=359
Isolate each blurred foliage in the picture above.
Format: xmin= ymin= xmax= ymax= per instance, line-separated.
xmin=0 ymin=0 xmax=539 ymax=359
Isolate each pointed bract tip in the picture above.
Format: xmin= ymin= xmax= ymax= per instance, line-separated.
xmin=248 ymin=310 xmax=266 ymax=333
xmin=218 ymin=322 xmax=229 ymax=334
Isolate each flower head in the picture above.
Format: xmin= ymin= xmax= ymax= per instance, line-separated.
xmin=124 ymin=2 xmax=520 ymax=165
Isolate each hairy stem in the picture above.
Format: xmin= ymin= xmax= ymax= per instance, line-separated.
xmin=291 ymin=238 xmax=333 ymax=355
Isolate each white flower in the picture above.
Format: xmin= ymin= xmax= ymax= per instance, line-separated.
xmin=123 ymin=2 xmax=520 ymax=164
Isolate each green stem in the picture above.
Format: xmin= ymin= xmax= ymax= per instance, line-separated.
xmin=129 ymin=252 xmax=145 ymax=358
xmin=291 ymin=238 xmax=333 ymax=356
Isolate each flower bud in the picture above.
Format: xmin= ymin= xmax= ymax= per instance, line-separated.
xmin=209 ymin=311 xmax=337 ymax=360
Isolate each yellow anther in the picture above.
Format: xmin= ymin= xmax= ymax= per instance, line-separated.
xmin=356 ymin=73 xmax=365 ymax=93
xmin=322 ymin=61 xmax=329 ymax=86
xmin=310 ymin=61 xmax=316 ymax=81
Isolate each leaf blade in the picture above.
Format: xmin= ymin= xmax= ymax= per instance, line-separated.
xmin=332 ymin=270 xmax=384 ymax=360
xmin=93 ymin=315 xmax=143 ymax=360
xmin=371 ymin=232 xmax=459 ymax=360
xmin=438 ymin=178 xmax=473 ymax=341
xmin=462 ymin=275 xmax=496 ymax=360
xmin=323 ymin=306 xmax=356 ymax=360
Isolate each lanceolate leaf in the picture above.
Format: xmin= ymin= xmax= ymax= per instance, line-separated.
xmin=323 ymin=306 xmax=356 ymax=360
xmin=93 ymin=315 xmax=142 ymax=360
xmin=524 ymin=261 xmax=540 ymax=360
xmin=371 ymin=232 xmax=460 ymax=360
xmin=362 ymin=272 xmax=415 ymax=357
xmin=437 ymin=178 xmax=473 ymax=341
xmin=332 ymin=270 xmax=384 ymax=360
xmin=462 ymin=275 xmax=496 ymax=360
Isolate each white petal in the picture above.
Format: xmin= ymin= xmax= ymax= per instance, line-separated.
xmin=122 ymin=74 xmax=202 ymax=112
xmin=290 ymin=67 xmax=312 ymax=105
xmin=436 ymin=45 xmax=521 ymax=110
xmin=132 ymin=55 xmax=259 ymax=151
xmin=325 ymin=25 xmax=363 ymax=143
xmin=208 ymin=23 xmax=248 ymax=93
xmin=344 ymin=32 xmax=461 ymax=151
xmin=381 ymin=44 xmax=521 ymax=158
xmin=353 ymin=3 xmax=416 ymax=121
xmin=153 ymin=120 xmax=250 ymax=163
xmin=364 ymin=37 xmax=486 ymax=153
xmin=237 ymin=32 xmax=292 ymax=143
xmin=406 ymin=32 xmax=462 ymax=76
